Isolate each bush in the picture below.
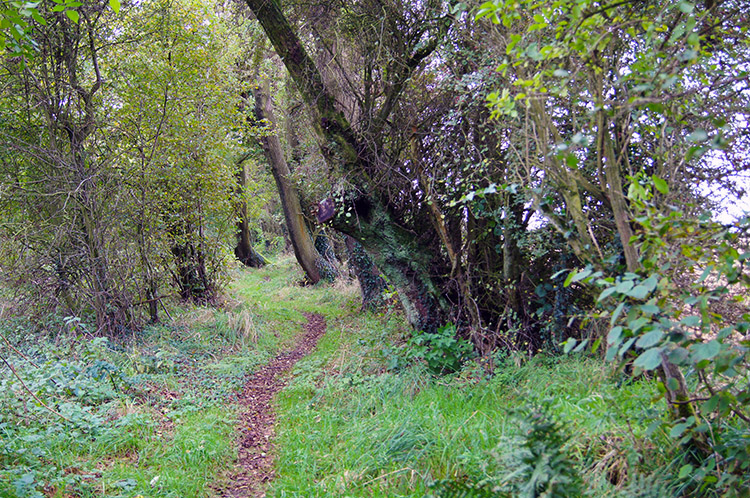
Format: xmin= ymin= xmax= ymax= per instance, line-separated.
xmin=409 ymin=323 xmax=473 ymax=374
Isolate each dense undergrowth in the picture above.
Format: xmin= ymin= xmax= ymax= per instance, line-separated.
xmin=266 ymin=267 xmax=744 ymax=497
xmin=269 ymin=315 xmax=674 ymax=497
xmin=2 ymin=256 xmax=745 ymax=497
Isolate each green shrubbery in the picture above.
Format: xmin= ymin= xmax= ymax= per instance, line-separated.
xmin=0 ymin=283 xmax=287 ymax=497
xmin=562 ymin=176 xmax=750 ymax=496
xmin=409 ymin=323 xmax=474 ymax=374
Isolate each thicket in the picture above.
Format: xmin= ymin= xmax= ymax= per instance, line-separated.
xmin=0 ymin=263 xmax=303 ymax=497
xmin=0 ymin=0 xmax=272 ymax=333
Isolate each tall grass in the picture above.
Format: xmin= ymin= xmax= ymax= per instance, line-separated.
xmin=1 ymin=256 xmax=689 ymax=497
xmin=269 ymin=309 xmax=672 ymax=497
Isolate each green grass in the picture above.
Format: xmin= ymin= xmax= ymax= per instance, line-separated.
xmin=268 ymin=310 xmax=671 ymax=497
xmin=0 ymin=256 xmax=338 ymax=498
xmin=1 ymin=256 xmax=687 ymax=497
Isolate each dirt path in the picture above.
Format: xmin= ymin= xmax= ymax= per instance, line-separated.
xmin=219 ymin=312 xmax=327 ymax=497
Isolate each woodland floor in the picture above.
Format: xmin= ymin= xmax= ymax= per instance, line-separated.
xmin=219 ymin=312 xmax=327 ymax=497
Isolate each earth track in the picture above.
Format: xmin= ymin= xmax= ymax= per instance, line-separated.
xmin=219 ymin=312 xmax=327 ymax=497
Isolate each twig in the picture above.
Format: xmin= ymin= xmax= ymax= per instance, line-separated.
xmin=132 ymin=293 xmax=177 ymax=306
xmin=160 ymin=298 xmax=174 ymax=321
xmin=670 ymin=397 xmax=710 ymax=404
xmin=0 ymin=332 xmax=39 ymax=368
xmin=0 ymin=354 xmax=72 ymax=423
xmin=361 ymin=467 xmax=412 ymax=487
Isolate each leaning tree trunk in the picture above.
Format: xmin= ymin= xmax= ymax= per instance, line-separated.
xmin=253 ymin=79 xmax=323 ymax=284
xmin=245 ymin=0 xmax=447 ymax=331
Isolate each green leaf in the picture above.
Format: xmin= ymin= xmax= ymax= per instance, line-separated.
xmin=551 ymin=269 xmax=568 ymax=279
xmin=636 ymin=330 xmax=664 ymax=348
xmin=678 ymin=1 xmax=694 ymax=13
xmin=687 ymin=129 xmax=708 ymax=142
xmin=611 ymin=303 xmax=625 ymax=326
xmin=563 ymin=270 xmax=576 ymax=287
xmin=572 ymin=339 xmax=588 ymax=353
xmin=615 ymin=280 xmax=634 ymax=294
xmin=571 ymin=268 xmax=592 ymax=284
xmin=607 ymin=326 xmax=623 ymax=345
xmin=670 ymin=422 xmax=691 ymax=438
xmin=645 ymin=420 xmax=662 ymax=437
xmin=606 ymin=344 xmax=618 ymax=361
xmin=627 ymin=284 xmax=651 ymax=300
xmin=639 ymin=304 xmax=660 ymax=315
xmin=692 ymin=340 xmax=721 ymax=363
xmin=702 ymin=395 xmax=719 ymax=412
xmin=618 ymin=337 xmax=637 ymax=356
xmin=591 ymin=338 xmax=601 ymax=354
xmin=628 ymin=317 xmax=649 ymax=332
xmin=668 ymin=347 xmax=690 ymax=365
xmin=680 ymin=315 xmax=701 ymax=327
xmin=109 ymin=0 xmax=120 ymax=13
xmin=679 ymin=464 xmax=693 ymax=479
xmin=597 ymin=286 xmax=617 ymax=302
xmin=563 ymin=338 xmax=577 ymax=354
xmin=65 ymin=9 xmax=79 ymax=22
xmin=633 ymin=347 xmax=663 ymax=371
xmin=652 ymin=175 xmax=669 ymax=194
xmin=31 ymin=8 xmax=47 ymax=25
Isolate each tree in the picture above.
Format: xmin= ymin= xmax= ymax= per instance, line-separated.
xmin=112 ymin=0 xmax=242 ymax=304
xmin=0 ymin=0 xmax=245 ymax=328
xmin=234 ymin=153 xmax=268 ymax=269
xmin=477 ymin=0 xmax=750 ymax=471
xmin=243 ymin=0 xmax=453 ymax=331
xmin=0 ymin=0 xmax=134 ymax=332
xmin=253 ymin=76 xmax=331 ymax=283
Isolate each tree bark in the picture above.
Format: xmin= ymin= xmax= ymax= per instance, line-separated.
xmin=254 ymin=79 xmax=323 ymax=283
xmin=345 ymin=236 xmax=386 ymax=311
xmin=234 ymin=157 xmax=267 ymax=268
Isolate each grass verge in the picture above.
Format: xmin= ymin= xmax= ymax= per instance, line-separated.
xmin=269 ymin=304 xmax=675 ymax=497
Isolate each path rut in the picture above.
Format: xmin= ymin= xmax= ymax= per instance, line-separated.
xmin=219 ymin=312 xmax=327 ymax=497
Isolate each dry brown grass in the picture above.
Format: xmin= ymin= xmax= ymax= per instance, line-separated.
xmin=227 ymin=308 xmax=258 ymax=345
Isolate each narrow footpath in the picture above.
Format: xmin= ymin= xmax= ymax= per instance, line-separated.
xmin=220 ymin=312 xmax=327 ymax=497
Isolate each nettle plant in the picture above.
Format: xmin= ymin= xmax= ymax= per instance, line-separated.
xmin=565 ymin=176 xmax=750 ymax=492
xmin=409 ymin=323 xmax=474 ymax=375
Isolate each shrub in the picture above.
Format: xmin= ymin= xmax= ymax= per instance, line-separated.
xmin=409 ymin=323 xmax=473 ymax=374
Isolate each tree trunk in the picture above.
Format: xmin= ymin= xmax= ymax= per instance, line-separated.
xmin=245 ymin=0 xmax=446 ymax=330
xmin=254 ymin=79 xmax=323 ymax=283
xmin=345 ymin=236 xmax=386 ymax=311
xmin=234 ymin=158 xmax=267 ymax=268
xmin=314 ymin=233 xmax=339 ymax=282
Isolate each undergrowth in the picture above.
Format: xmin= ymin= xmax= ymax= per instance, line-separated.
xmin=0 ymin=256 xmax=327 ymax=497
xmin=3 ymin=255 xmax=735 ymax=497
xmin=268 ymin=300 xmax=682 ymax=497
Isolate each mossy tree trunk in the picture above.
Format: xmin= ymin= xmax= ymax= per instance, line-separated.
xmin=345 ymin=236 xmax=386 ymax=311
xmin=244 ymin=0 xmax=447 ymax=330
